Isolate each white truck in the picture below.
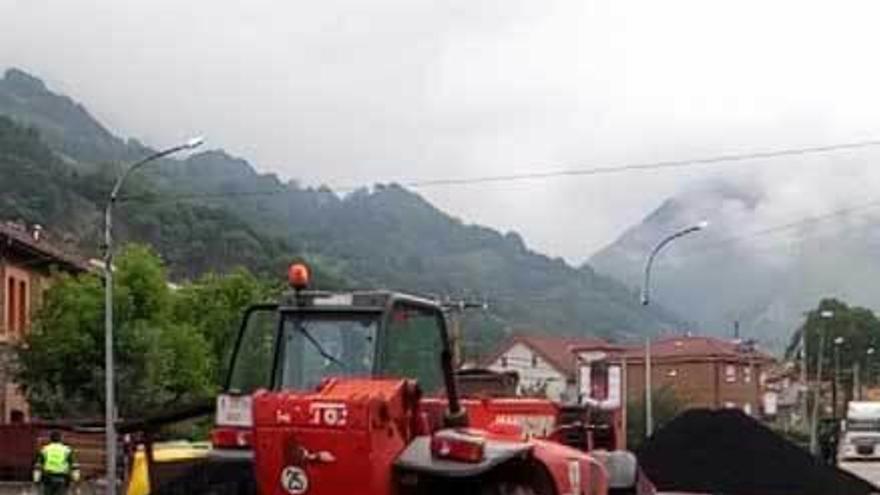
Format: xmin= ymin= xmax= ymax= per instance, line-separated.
xmin=839 ymin=401 xmax=880 ymax=461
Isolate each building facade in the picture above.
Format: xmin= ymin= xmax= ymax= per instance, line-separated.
xmin=618 ymin=336 xmax=775 ymax=415
xmin=483 ymin=333 xmax=616 ymax=403
xmin=482 ymin=333 xmax=777 ymax=415
xmin=0 ymin=221 xmax=88 ymax=422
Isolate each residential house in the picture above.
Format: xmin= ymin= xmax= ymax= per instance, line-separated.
xmin=762 ymin=362 xmax=806 ymax=429
xmin=617 ymin=335 xmax=776 ymax=416
xmin=0 ymin=221 xmax=89 ymax=422
xmin=483 ymin=333 xmax=621 ymax=403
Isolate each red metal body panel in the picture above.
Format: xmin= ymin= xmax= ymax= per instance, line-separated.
xmin=421 ymin=397 xmax=561 ymax=438
xmin=531 ymin=439 xmax=609 ymax=495
xmin=240 ymin=379 xmax=618 ymax=495
xmin=252 ymin=378 xmax=413 ymax=495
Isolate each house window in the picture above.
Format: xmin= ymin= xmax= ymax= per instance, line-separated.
xmin=743 ymin=403 xmax=753 ymax=415
xmin=18 ymin=279 xmax=27 ymax=334
xmin=743 ymin=366 xmax=752 ymax=383
xmin=724 ymin=401 xmax=736 ymax=409
xmin=500 ymin=356 xmax=508 ymax=368
xmin=4 ymin=272 xmax=30 ymax=338
xmin=725 ymin=365 xmax=737 ymax=383
xmin=667 ymin=369 xmax=679 ymax=377
xmin=531 ymin=354 xmax=538 ymax=368
xmin=5 ymin=276 xmax=14 ymax=335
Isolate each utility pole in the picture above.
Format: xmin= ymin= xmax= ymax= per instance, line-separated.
xmin=809 ymin=329 xmax=826 ymax=456
xmin=450 ymin=311 xmax=463 ymax=367
xmin=645 ymin=336 xmax=653 ymax=438
xmin=854 ymin=361 xmax=861 ymax=401
xmin=833 ymin=336 xmax=844 ymax=420
xmin=801 ymin=326 xmax=809 ymax=429
xmin=621 ymin=356 xmax=628 ymax=449
xmin=442 ymin=299 xmax=487 ymax=367
xmin=809 ymin=309 xmax=834 ymax=456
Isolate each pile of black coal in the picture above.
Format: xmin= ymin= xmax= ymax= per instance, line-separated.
xmin=636 ymin=408 xmax=877 ymax=495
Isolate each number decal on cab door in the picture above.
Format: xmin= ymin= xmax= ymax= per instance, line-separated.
xmin=309 ymin=402 xmax=348 ymax=427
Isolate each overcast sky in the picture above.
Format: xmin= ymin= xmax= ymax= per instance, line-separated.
xmin=3 ymin=0 xmax=880 ymax=263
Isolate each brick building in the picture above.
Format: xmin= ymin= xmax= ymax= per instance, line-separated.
xmin=618 ymin=335 xmax=776 ymax=415
xmin=0 ymin=221 xmax=89 ymax=422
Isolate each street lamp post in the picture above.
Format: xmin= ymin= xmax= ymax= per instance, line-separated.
xmin=801 ymin=324 xmax=809 ymax=431
xmin=640 ymin=220 xmax=707 ymax=438
xmin=833 ymin=336 xmax=845 ymax=420
xmin=640 ymin=220 xmax=708 ymax=307
xmin=103 ymin=137 xmax=203 ymax=495
xmin=809 ymin=309 xmax=834 ymax=456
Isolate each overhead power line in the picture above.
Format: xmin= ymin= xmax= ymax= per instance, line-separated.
xmin=121 ymin=137 xmax=880 ymax=202
xmin=629 ymin=197 xmax=880 ymax=271
xmin=491 ymin=198 xmax=880 ymax=297
xmin=394 ymin=139 xmax=880 ymax=189
xmin=697 ymin=198 xmax=880 ymax=253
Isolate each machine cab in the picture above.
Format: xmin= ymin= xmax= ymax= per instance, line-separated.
xmin=213 ymin=264 xmax=457 ymax=449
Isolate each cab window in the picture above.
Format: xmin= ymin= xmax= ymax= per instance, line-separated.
xmin=380 ymin=303 xmax=445 ymax=392
xmin=227 ymin=308 xmax=278 ymax=394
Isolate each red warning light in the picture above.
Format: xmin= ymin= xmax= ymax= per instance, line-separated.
xmin=288 ymin=263 xmax=310 ymax=290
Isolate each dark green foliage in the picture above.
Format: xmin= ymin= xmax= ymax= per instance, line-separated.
xmin=172 ymin=269 xmax=278 ymax=381
xmin=786 ymin=298 xmax=880 ymax=385
xmin=0 ymin=68 xmax=131 ymax=163
xmin=0 ymin=115 xmax=96 ymax=234
xmin=0 ymin=68 xmax=680 ymax=361
xmin=0 ymin=113 xmax=299 ymax=282
xmin=17 ymin=246 xmax=215 ymax=419
xmin=15 ymin=245 xmax=312 ymax=419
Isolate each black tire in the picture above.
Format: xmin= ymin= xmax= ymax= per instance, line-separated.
xmin=480 ymin=481 xmax=539 ymax=495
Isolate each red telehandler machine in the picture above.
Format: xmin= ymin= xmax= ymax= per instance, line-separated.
xmin=147 ymin=263 xmax=648 ymax=495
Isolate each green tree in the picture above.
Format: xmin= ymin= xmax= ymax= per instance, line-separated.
xmin=786 ymin=298 xmax=880 ymax=386
xmin=16 ymin=245 xmax=214 ymax=419
xmin=172 ymin=268 xmax=277 ymax=381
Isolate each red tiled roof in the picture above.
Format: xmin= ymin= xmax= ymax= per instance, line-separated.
xmin=482 ymin=332 xmax=620 ymax=376
xmin=0 ymin=222 xmax=90 ymax=273
xmin=621 ymin=335 xmax=775 ymax=363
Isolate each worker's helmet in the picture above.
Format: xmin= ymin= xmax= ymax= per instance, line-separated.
xmin=49 ymin=430 xmax=61 ymax=442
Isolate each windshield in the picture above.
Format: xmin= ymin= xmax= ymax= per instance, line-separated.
xmin=278 ymin=314 xmax=379 ymax=390
xmin=848 ymin=419 xmax=880 ymax=432
xmin=228 ymin=302 xmax=448 ymax=394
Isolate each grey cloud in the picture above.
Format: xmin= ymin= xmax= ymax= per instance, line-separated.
xmin=3 ymin=0 xmax=880 ymax=262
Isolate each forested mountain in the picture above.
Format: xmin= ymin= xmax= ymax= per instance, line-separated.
xmin=0 ymin=67 xmax=679 ymax=347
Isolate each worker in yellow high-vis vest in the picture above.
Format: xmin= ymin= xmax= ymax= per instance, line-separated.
xmin=33 ymin=431 xmax=80 ymax=495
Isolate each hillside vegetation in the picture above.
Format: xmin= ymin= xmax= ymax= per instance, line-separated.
xmin=0 ymin=68 xmax=680 ymax=349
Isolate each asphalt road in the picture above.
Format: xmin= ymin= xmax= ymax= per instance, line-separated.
xmin=840 ymin=461 xmax=880 ymax=487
